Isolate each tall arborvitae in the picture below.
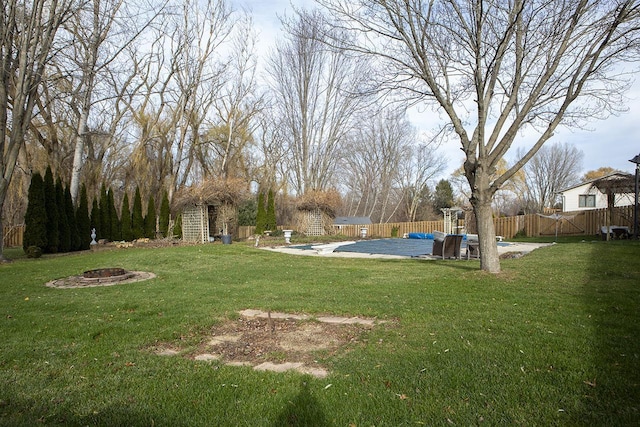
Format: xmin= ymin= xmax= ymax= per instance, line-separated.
xmin=131 ymin=187 xmax=144 ymax=239
xmin=65 ymin=186 xmax=80 ymax=251
xmin=43 ymin=167 xmax=59 ymax=253
xmin=55 ymin=177 xmax=71 ymax=253
xmin=23 ymin=172 xmax=48 ymax=252
xmin=144 ymin=195 xmax=156 ymax=239
xmin=90 ymin=198 xmax=100 ymax=239
xmin=76 ymin=184 xmax=91 ymax=250
xmin=237 ymin=199 xmax=257 ymax=226
xmin=99 ymin=184 xmax=110 ymax=240
xmin=159 ymin=190 xmax=170 ymax=237
xmin=108 ymin=188 xmax=120 ymax=241
xmin=266 ymin=189 xmax=277 ymax=232
xmin=255 ymin=191 xmax=267 ymax=234
xmin=120 ymin=193 xmax=132 ymax=241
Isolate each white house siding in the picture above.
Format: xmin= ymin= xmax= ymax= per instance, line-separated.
xmin=560 ymin=183 xmax=634 ymax=212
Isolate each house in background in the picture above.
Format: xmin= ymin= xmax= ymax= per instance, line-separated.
xmin=558 ymin=172 xmax=635 ymax=212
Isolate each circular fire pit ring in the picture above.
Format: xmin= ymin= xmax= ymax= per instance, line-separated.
xmin=83 ymin=267 xmax=127 ymax=279
xmin=46 ymin=269 xmax=155 ymax=289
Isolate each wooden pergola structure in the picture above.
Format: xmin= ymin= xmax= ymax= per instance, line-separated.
xmin=173 ymin=178 xmax=249 ymax=244
xmin=590 ymin=172 xmax=635 ymax=240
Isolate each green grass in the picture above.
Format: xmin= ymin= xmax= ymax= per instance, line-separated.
xmin=509 ymin=234 xmax=604 ymax=243
xmin=1 ymin=240 xmax=639 ymax=426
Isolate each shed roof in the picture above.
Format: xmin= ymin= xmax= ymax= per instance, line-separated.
xmin=333 ymin=216 xmax=372 ymax=225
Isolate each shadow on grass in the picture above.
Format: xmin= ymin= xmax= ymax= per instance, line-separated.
xmin=0 ymin=387 xmax=175 ymax=427
xmin=581 ymin=240 xmax=640 ymax=424
xmin=272 ymin=380 xmax=328 ymax=427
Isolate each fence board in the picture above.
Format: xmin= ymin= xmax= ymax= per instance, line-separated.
xmin=3 ymin=225 xmax=24 ymax=248
xmin=238 ymin=226 xmax=256 ymax=240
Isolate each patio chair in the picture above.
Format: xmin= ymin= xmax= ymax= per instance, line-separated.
xmin=600 ymin=225 xmax=630 ymax=240
xmin=466 ymin=234 xmax=480 ymax=260
xmin=432 ymin=231 xmax=463 ymax=260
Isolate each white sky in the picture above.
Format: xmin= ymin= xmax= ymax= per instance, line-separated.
xmin=234 ymin=0 xmax=640 ymax=179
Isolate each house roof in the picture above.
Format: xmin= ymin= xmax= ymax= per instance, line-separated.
xmin=333 ymin=216 xmax=372 ymax=225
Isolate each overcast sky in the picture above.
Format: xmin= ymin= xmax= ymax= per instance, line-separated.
xmin=234 ymin=0 xmax=640 ymax=179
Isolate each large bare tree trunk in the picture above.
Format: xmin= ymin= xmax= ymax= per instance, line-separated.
xmin=472 ymin=198 xmax=500 ymax=273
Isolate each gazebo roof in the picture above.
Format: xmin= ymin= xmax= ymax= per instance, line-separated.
xmin=589 ymin=172 xmax=635 ymax=194
xmin=173 ymin=178 xmax=249 ymax=210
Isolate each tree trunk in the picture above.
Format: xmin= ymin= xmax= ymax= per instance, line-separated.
xmin=0 ymin=183 xmax=7 ymax=261
xmin=472 ymin=197 xmax=501 ymax=273
xmin=69 ymin=111 xmax=88 ymax=205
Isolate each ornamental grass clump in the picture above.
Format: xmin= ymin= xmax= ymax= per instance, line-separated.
xmin=295 ymin=189 xmax=342 ymax=235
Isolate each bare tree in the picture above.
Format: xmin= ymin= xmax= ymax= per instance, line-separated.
xmin=340 ymin=111 xmax=435 ymax=223
xmin=450 ymin=159 xmax=527 ymax=215
xmin=64 ymin=0 xmax=161 ymax=203
xmin=122 ymin=0 xmax=236 ymax=201
xmin=318 ymin=0 xmax=640 ymax=272
xmin=205 ymin=13 xmax=263 ymax=181
xmin=518 ymin=142 xmax=584 ymax=212
xmin=397 ymin=136 xmax=447 ymax=222
xmin=267 ymin=9 xmax=370 ymax=195
xmin=0 ymin=0 xmax=76 ymax=259
xmin=250 ymin=111 xmax=288 ymax=194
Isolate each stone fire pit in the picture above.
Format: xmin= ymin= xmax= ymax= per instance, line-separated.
xmin=83 ymin=267 xmax=130 ymax=281
xmin=46 ymin=268 xmax=155 ymax=289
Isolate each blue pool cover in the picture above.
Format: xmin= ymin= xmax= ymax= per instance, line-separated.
xmin=291 ymin=238 xmax=510 ymax=257
xmin=335 ymin=238 xmax=435 ymax=257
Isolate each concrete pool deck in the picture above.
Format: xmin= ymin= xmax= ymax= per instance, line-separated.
xmin=262 ymin=239 xmax=553 ymax=260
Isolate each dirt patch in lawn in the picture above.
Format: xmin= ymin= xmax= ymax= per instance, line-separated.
xmin=150 ymin=310 xmax=383 ymax=378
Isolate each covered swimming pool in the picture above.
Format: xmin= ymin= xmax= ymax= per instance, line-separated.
xmin=290 ymin=236 xmax=516 ymax=258
xmin=334 ymin=238 xmax=436 ymax=257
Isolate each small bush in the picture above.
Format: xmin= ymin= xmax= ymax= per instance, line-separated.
xmin=269 ymin=229 xmax=283 ymax=237
xmin=391 ymin=226 xmax=400 ymax=237
xmin=25 ymin=246 xmax=42 ymax=258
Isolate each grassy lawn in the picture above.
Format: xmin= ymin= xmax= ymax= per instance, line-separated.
xmin=1 ymin=240 xmax=639 ymax=426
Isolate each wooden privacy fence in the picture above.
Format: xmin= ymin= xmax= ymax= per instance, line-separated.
xmin=238 ymin=206 xmax=635 ymax=240
xmin=3 ymin=225 xmax=24 ymax=248
xmin=524 ymin=206 xmax=634 ymax=237
xmin=6 ymin=206 xmax=634 ymax=246
xmin=330 ymin=220 xmax=447 ymax=238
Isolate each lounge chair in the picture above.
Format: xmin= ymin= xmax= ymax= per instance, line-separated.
xmin=432 ymin=231 xmax=463 ymax=260
xmin=466 ymin=234 xmax=480 ymax=259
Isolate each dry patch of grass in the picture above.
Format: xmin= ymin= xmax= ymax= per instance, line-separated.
xmin=149 ymin=311 xmax=381 ymax=377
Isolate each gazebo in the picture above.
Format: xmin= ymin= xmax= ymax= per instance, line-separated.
xmin=590 ymin=172 xmax=635 ymax=240
xmin=173 ymin=178 xmax=248 ymax=244
xmin=295 ymin=190 xmax=342 ymax=236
